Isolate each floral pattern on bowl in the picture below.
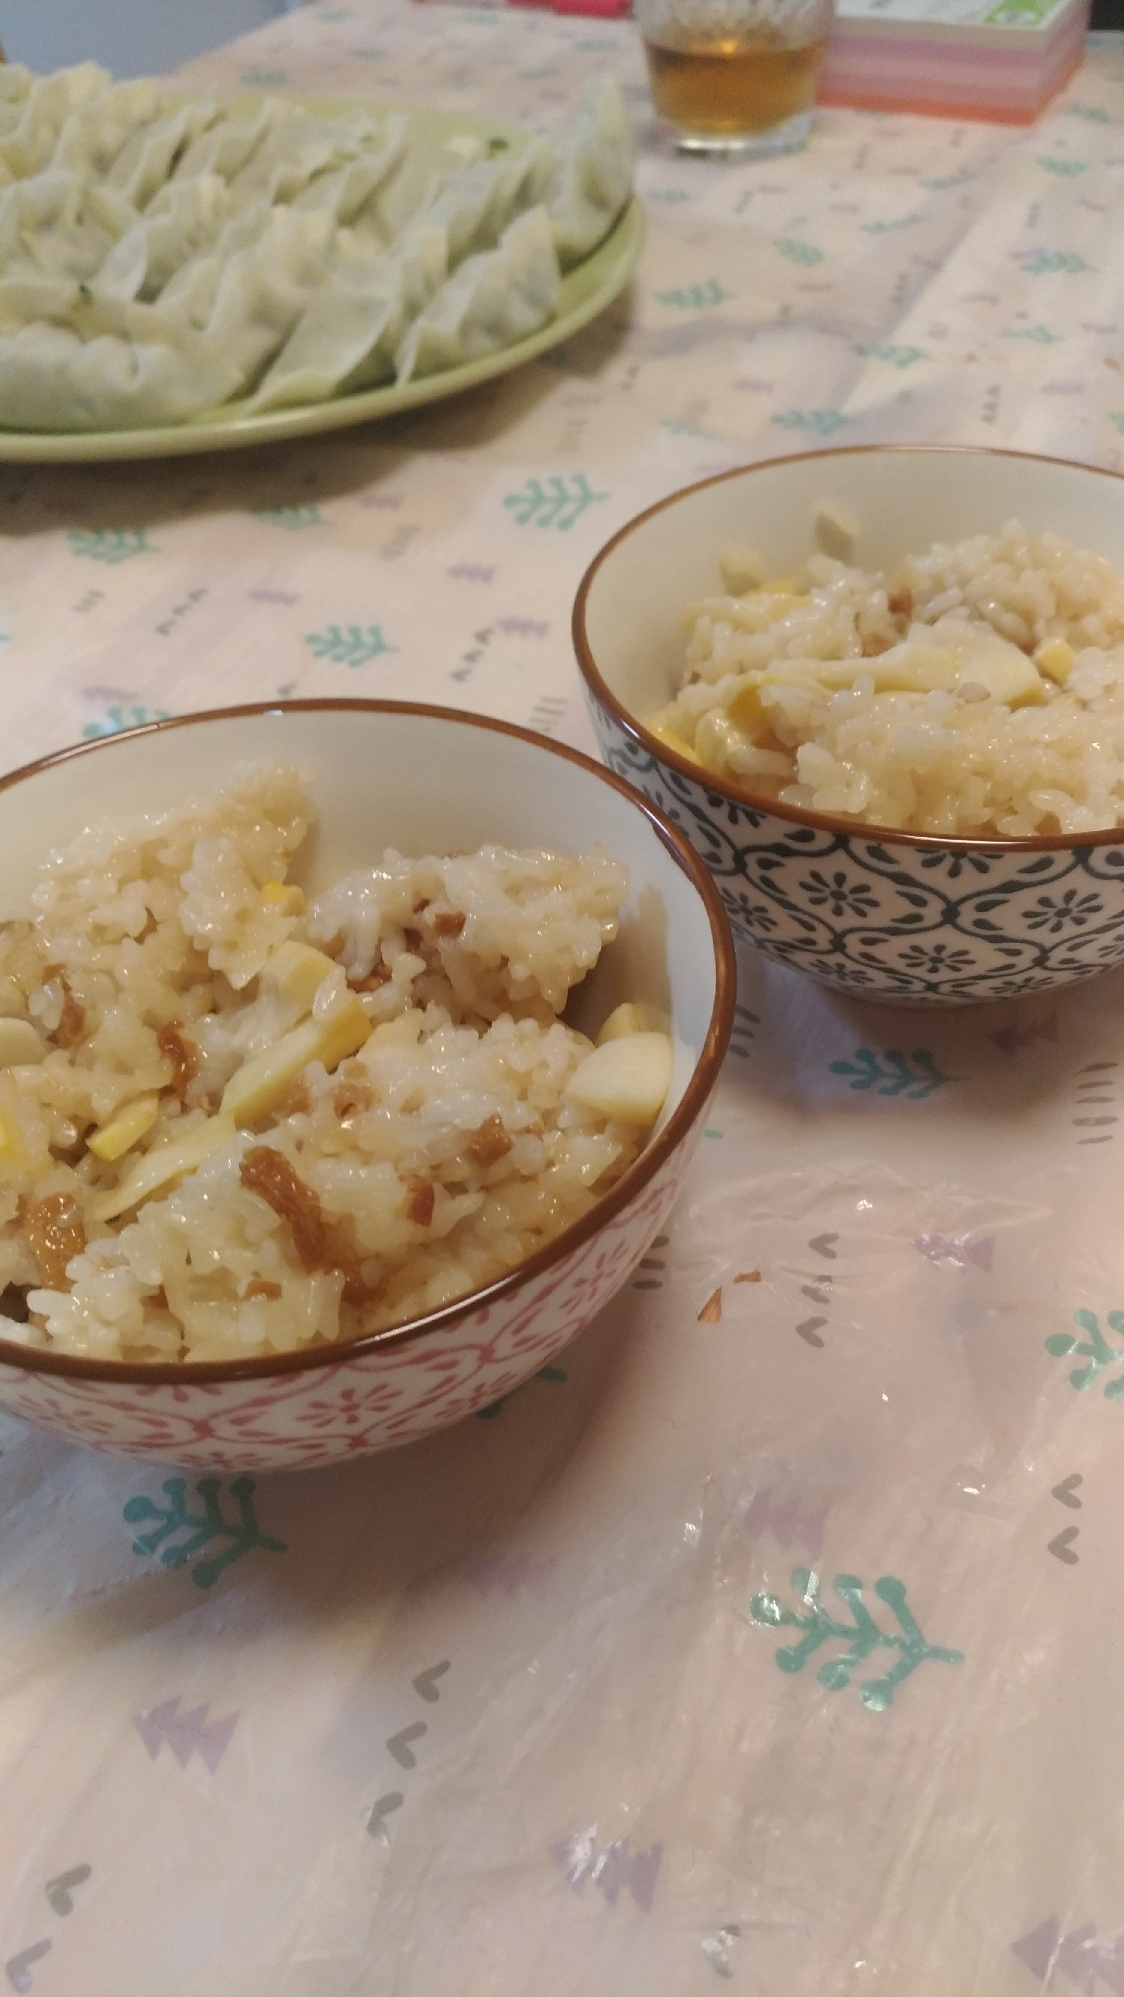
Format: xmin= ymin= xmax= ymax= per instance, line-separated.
xmin=591 ymin=715 xmax=1124 ymax=1005
xmin=0 ymin=1145 xmax=689 ymax=1472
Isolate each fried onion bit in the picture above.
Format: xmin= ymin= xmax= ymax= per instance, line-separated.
xmin=401 ymin=1172 xmax=435 ymax=1227
xmin=23 ymin=1192 xmax=86 ymax=1289
xmin=157 ymin=1021 xmax=197 ymax=1100
xmin=333 ymin=1075 xmax=373 ymax=1120
xmin=240 ymin=1146 xmax=332 ymax=1268
xmin=239 ymin=1146 xmax=367 ymax=1301
xmin=465 ymin=1114 xmax=513 ymax=1168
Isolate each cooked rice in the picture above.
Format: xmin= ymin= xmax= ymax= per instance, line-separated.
xmin=0 ymin=767 xmax=639 ymax=1363
xmin=651 ymin=521 xmax=1124 ymax=837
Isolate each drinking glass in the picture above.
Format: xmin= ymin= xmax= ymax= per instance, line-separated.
xmin=633 ymin=0 xmax=833 ymax=157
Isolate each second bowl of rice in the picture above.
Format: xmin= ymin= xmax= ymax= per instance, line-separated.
xmin=0 ymin=701 xmax=733 ymax=1470
xmin=574 ymin=446 xmax=1124 ymax=1005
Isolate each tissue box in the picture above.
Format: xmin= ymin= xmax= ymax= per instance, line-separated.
xmin=818 ymin=0 xmax=1090 ymax=123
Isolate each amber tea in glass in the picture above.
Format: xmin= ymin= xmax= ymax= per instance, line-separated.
xmin=635 ymin=0 xmax=832 ymax=156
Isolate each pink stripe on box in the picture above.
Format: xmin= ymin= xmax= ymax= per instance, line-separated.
xmin=820 ymin=6 xmax=1086 ymax=119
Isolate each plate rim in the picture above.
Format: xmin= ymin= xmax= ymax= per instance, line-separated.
xmin=0 ymin=93 xmax=645 ymax=463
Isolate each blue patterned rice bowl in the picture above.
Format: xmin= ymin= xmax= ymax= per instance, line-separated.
xmin=574 ymin=447 xmax=1124 ymax=1007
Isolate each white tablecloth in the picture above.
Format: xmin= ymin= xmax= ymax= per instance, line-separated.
xmin=2 ymin=11 xmax=1124 ymax=1993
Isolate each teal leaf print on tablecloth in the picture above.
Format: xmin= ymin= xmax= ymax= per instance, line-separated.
xmin=1036 ymin=156 xmax=1087 ymax=176
xmin=304 ymin=624 xmax=398 ymax=666
xmin=83 ymin=704 xmax=170 ymax=738
xmin=1020 ymin=251 xmax=1093 ymax=274
xmin=68 ymin=529 xmax=153 ymax=564
xmin=241 ymin=68 xmax=289 ymax=86
xmin=773 ymin=238 xmax=823 ymax=265
xmin=255 ymin=504 xmax=322 ymax=529
xmin=1067 ymin=102 xmax=1112 ymax=122
xmin=502 ymin=474 xmax=607 ymax=531
xmin=1001 ymin=324 xmax=1063 ymax=343
xmin=772 ymin=409 xmax=849 ymax=436
xmin=1110 ymin=414 xmax=1124 ymax=434
xmin=1046 ymin=1308 xmax=1124 ymax=1397
xmin=863 ymin=343 xmax=929 ymax=368
xmin=124 ymin=1476 xmax=286 ymax=1588
xmin=861 ymin=212 xmax=925 ymax=234
xmin=920 ymin=171 xmax=978 ymax=189
xmin=649 ymin=188 xmax=691 ymax=203
xmin=829 ymin=1047 xmax=960 ymax=1098
xmin=656 ymin=279 xmax=731 ymax=309
xmin=749 ymin=1569 xmax=964 ymax=1710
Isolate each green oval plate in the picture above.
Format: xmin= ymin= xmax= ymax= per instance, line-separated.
xmin=0 ymin=98 xmax=645 ymax=463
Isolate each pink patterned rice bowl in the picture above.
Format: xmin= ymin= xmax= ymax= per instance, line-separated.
xmin=0 ymin=702 xmax=733 ymax=1471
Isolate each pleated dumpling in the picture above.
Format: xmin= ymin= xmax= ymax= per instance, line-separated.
xmin=170 ymin=97 xmax=289 ymax=191
xmin=538 ymin=75 xmax=635 ymax=269
xmin=0 ymin=278 xmax=242 ymax=431
xmin=96 ymin=174 xmax=233 ymax=303
xmin=105 ymin=97 xmax=222 ymax=210
xmin=418 ymin=141 xmax=548 ymax=265
xmin=50 ymin=76 xmax=165 ymax=181
xmin=0 ymin=171 xmax=136 ymax=284
xmin=157 ymin=198 xmax=335 ymax=380
xmin=0 ymin=67 xmax=33 ymax=145
xmin=291 ymin=113 xmax=411 ymax=226
xmin=193 ymin=205 xmax=336 ymax=387
xmin=247 ymin=223 xmax=448 ymax=412
xmin=345 ymin=127 xmax=478 ymax=251
xmin=157 ymin=200 xmax=276 ymax=331
xmin=0 ymin=64 xmax=111 ymax=181
xmin=396 ymin=206 xmax=560 ymax=384
xmin=224 ymin=101 xmax=390 ymax=211
xmin=246 ymin=137 xmax=553 ymax=413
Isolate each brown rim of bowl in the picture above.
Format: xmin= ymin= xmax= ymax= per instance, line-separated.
xmin=573 ymin=442 xmax=1124 ymax=855
xmin=0 ymin=698 xmax=736 ymax=1385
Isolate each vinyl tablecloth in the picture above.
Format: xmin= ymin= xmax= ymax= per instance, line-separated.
xmin=3 ymin=10 xmax=1124 ymax=1994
